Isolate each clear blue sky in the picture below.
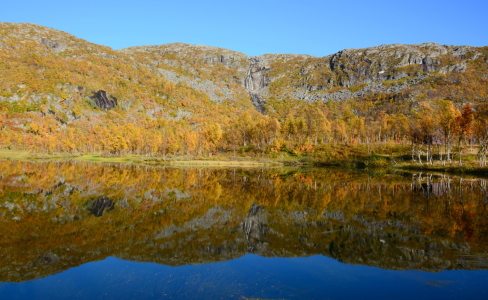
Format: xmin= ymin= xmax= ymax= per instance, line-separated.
xmin=2 ymin=0 xmax=487 ymax=56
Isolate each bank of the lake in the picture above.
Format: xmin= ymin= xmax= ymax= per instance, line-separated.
xmin=0 ymin=149 xmax=282 ymax=167
xmin=1 ymin=146 xmax=488 ymax=176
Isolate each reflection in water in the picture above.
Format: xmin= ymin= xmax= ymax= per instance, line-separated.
xmin=0 ymin=160 xmax=488 ymax=284
xmin=88 ymin=196 xmax=114 ymax=217
xmin=411 ymin=173 xmax=453 ymax=197
xmin=243 ymin=203 xmax=267 ymax=252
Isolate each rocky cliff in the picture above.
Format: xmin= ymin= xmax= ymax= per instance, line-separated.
xmin=121 ymin=41 xmax=485 ymax=113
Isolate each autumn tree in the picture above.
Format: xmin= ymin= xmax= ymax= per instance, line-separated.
xmin=331 ymin=119 xmax=348 ymax=145
xmin=348 ymin=115 xmax=366 ymax=144
xmin=409 ymin=103 xmax=438 ymax=164
xmin=436 ymin=99 xmax=460 ymax=164
xmin=473 ymin=103 xmax=488 ymax=166
xmin=303 ymin=106 xmax=330 ymax=145
xmin=390 ymin=113 xmax=409 ymax=143
xmin=202 ymin=123 xmax=223 ymax=155
xmin=455 ymin=103 xmax=474 ymax=166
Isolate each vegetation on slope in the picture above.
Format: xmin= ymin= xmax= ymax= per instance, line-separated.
xmin=0 ymin=23 xmax=487 ymax=170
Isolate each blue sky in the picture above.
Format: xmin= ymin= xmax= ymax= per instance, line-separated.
xmin=2 ymin=0 xmax=487 ymax=56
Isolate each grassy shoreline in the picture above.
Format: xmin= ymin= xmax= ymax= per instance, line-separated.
xmin=390 ymin=162 xmax=488 ymax=176
xmin=0 ymin=149 xmax=282 ymax=167
xmin=1 ymin=148 xmax=487 ymax=175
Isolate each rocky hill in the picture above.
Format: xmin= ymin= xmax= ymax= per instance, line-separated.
xmin=121 ymin=41 xmax=486 ymax=114
xmin=0 ymin=22 xmax=487 ymax=156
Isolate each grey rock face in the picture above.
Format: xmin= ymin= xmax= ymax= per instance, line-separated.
xmin=291 ymin=76 xmax=426 ymax=103
xmin=244 ymin=58 xmax=269 ymax=91
xmin=40 ymin=38 xmax=66 ymax=53
xmin=157 ymin=68 xmax=235 ymax=103
xmin=202 ymin=52 xmax=246 ymax=70
xmin=422 ymin=57 xmax=437 ymax=72
xmin=244 ymin=58 xmax=270 ymax=113
xmin=91 ymin=90 xmax=117 ymax=110
xmin=440 ymin=61 xmax=467 ymax=73
xmin=120 ymin=43 xmax=250 ymax=104
xmin=121 ymin=42 xmax=482 ymax=113
xmin=263 ymin=43 xmax=480 ymax=106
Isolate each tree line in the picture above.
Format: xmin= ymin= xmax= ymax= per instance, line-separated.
xmin=1 ymin=97 xmax=487 ymax=166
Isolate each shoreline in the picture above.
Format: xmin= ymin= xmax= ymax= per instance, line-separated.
xmin=1 ymin=149 xmax=488 ymax=176
xmin=0 ymin=149 xmax=282 ymax=167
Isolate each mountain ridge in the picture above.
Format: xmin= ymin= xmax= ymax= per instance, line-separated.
xmin=120 ymin=41 xmax=476 ymax=59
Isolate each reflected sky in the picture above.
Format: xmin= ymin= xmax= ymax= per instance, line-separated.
xmin=1 ymin=255 xmax=487 ymax=300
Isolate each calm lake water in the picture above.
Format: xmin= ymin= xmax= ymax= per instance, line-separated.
xmin=0 ymin=160 xmax=487 ymax=299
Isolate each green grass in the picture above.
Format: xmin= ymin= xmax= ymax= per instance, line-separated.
xmin=392 ymin=161 xmax=488 ymax=176
xmin=75 ymin=154 xmax=135 ymax=163
xmin=0 ymin=149 xmax=32 ymax=159
xmin=0 ymin=149 xmax=282 ymax=167
xmin=0 ymin=147 xmax=486 ymax=175
xmin=166 ymin=160 xmax=279 ymax=167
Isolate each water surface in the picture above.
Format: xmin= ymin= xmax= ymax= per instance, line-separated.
xmin=0 ymin=161 xmax=487 ymax=299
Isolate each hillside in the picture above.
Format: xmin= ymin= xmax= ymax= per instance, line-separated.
xmin=0 ymin=23 xmax=487 ymax=160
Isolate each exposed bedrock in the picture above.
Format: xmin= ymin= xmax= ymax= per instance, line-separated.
xmin=40 ymin=38 xmax=67 ymax=53
xmin=91 ymin=90 xmax=117 ymax=110
xmin=122 ymin=42 xmax=482 ymax=114
xmin=244 ymin=57 xmax=270 ymax=113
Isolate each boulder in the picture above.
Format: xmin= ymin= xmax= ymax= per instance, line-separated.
xmin=40 ymin=38 xmax=66 ymax=53
xmin=91 ymin=90 xmax=117 ymax=110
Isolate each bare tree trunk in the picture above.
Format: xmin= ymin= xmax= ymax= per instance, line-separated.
xmin=458 ymin=139 xmax=462 ymax=166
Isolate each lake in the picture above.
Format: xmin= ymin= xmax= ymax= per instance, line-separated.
xmin=0 ymin=160 xmax=487 ymax=299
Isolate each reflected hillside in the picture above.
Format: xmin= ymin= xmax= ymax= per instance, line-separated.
xmin=1 ymin=161 xmax=488 ymax=282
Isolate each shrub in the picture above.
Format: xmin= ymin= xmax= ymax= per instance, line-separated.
xmin=364 ymin=155 xmax=390 ymax=168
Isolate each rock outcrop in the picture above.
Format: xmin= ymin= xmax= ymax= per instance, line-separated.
xmin=119 ymin=43 xmax=250 ymax=104
xmin=40 ymin=38 xmax=66 ymax=53
xmin=122 ymin=41 xmax=483 ymax=113
xmin=91 ymin=90 xmax=117 ymax=110
xmin=244 ymin=58 xmax=269 ymax=113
